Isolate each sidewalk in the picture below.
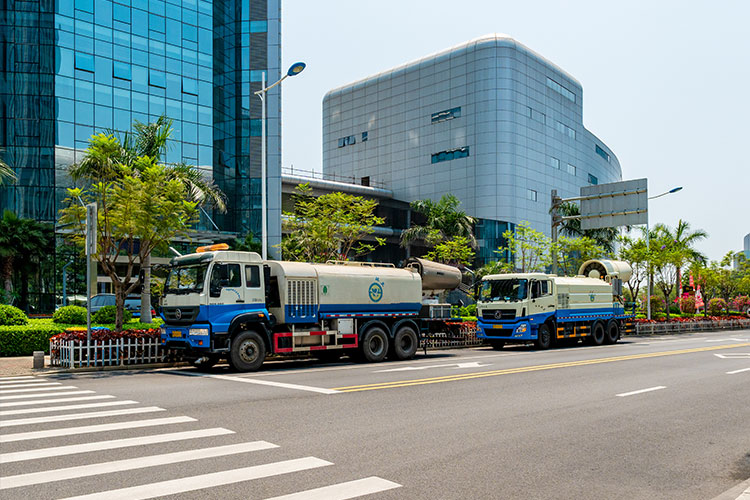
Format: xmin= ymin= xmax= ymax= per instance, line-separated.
xmin=0 ymin=355 xmax=56 ymax=377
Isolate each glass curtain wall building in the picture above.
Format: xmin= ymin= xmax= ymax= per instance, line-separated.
xmin=0 ymin=0 xmax=281 ymax=311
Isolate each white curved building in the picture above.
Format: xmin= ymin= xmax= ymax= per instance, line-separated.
xmin=322 ymin=34 xmax=622 ymax=263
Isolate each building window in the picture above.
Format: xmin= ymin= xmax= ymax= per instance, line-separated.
xmin=527 ymin=189 xmax=538 ymax=202
xmin=361 ymin=131 xmax=368 ymax=142
xmin=249 ymin=70 xmax=265 ymax=82
xmin=431 ymin=106 xmax=461 ymax=123
xmin=588 ymin=174 xmax=599 ymax=185
xmin=431 ymin=146 xmax=470 ymax=164
xmin=595 ymin=144 xmax=610 ymax=162
xmin=555 ymin=121 xmax=576 ymax=139
xmin=75 ymin=0 xmax=93 ymax=13
xmin=249 ymin=21 xmax=268 ymax=33
xmin=113 ymin=3 xmax=130 ymax=23
xmin=75 ymin=52 xmax=95 ymax=72
xmin=566 ymin=163 xmax=576 ymax=176
xmin=549 ymin=156 xmax=560 ymax=169
xmin=529 ymin=108 xmax=546 ymax=124
xmin=361 ymin=176 xmax=370 ymax=186
xmin=546 ymin=77 xmax=576 ymax=102
xmin=149 ymin=69 xmax=166 ymax=88
xmin=337 ymin=135 xmax=356 ymax=148
xmin=182 ymin=77 xmax=198 ymax=95
xmin=113 ymin=61 xmax=131 ymax=80
xmin=250 ymin=119 xmax=262 ymax=137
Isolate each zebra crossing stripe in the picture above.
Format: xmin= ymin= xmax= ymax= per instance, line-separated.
xmin=0 ymin=390 xmax=94 ymax=401
xmin=0 ymin=395 xmax=115 ymax=408
xmin=0 ymin=378 xmax=49 ymax=385
xmin=0 ymin=376 xmax=37 ymax=381
xmin=0 ymin=385 xmax=77 ymax=394
xmin=0 ymin=382 xmax=63 ymax=391
xmin=0 ymin=416 xmax=196 ymax=443
xmin=0 ymin=400 xmax=137 ymax=416
xmin=58 ymin=456 xmax=334 ymax=500
xmin=0 ymin=427 xmax=234 ymax=464
xmin=0 ymin=441 xmax=279 ymax=490
xmin=0 ymin=406 xmax=165 ymax=428
xmin=264 ymin=476 xmax=403 ymax=500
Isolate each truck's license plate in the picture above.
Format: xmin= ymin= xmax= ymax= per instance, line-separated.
xmin=171 ymin=331 xmax=182 ymax=338
xmin=492 ymin=325 xmax=503 ymax=329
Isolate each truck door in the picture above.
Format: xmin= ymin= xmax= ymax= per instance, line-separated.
xmin=531 ymin=279 xmax=555 ymax=317
xmin=208 ymin=263 xmax=245 ymax=308
xmin=243 ymin=264 xmax=265 ymax=308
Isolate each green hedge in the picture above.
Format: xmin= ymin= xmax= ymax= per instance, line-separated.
xmin=0 ymin=305 xmax=29 ymax=326
xmin=0 ymin=324 xmax=67 ymax=356
xmin=53 ymin=305 xmax=88 ymax=325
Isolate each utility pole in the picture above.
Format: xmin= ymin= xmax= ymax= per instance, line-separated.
xmin=85 ymin=203 xmax=97 ymax=366
xmin=550 ymin=190 xmax=562 ymax=275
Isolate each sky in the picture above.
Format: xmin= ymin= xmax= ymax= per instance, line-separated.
xmin=280 ymin=0 xmax=750 ymax=262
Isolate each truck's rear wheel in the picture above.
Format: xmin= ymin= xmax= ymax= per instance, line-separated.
xmin=391 ymin=325 xmax=418 ymax=360
xmin=535 ymin=324 xmax=552 ymax=350
xmin=589 ymin=322 xmax=605 ymax=346
xmin=605 ymin=320 xmax=620 ymax=344
xmin=229 ymin=331 xmax=266 ymax=372
xmin=360 ymin=326 xmax=389 ymax=362
xmin=488 ymin=340 xmax=504 ymax=350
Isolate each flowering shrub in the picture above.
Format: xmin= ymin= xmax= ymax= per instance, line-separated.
xmin=679 ymin=297 xmax=696 ymax=314
xmin=730 ymin=295 xmax=750 ymax=313
xmin=649 ymin=296 xmax=666 ymax=314
xmin=50 ymin=328 xmax=159 ymax=342
xmin=634 ymin=315 xmax=732 ymax=324
xmin=708 ymin=298 xmax=728 ymax=316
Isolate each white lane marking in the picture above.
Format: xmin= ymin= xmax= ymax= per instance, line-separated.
xmin=375 ymin=361 xmax=492 ymax=373
xmin=0 ymin=427 xmax=234 ymax=464
xmin=0 ymin=416 xmax=195 ymax=443
xmin=0 ymin=406 xmax=165 ymax=428
xmin=0 ymin=390 xmax=94 ymax=401
xmin=616 ymin=386 xmax=667 ymax=397
xmin=0 ymin=440 xmax=278 ymax=490
xmin=727 ymin=367 xmax=750 ymax=375
xmin=264 ymin=476 xmax=402 ymax=500
xmin=715 ymin=353 xmax=750 ymax=359
xmin=0 ymin=385 xmax=77 ymax=394
xmin=0 ymin=399 xmax=137 ymax=416
xmin=0 ymin=376 xmax=36 ymax=381
xmin=0 ymin=378 xmax=49 ymax=385
xmin=59 ymin=456 xmax=333 ymax=500
xmin=170 ymin=371 xmax=339 ymax=395
xmin=706 ymin=339 xmax=735 ymax=343
xmin=0 ymin=382 xmax=62 ymax=391
xmin=0 ymin=395 xmax=114 ymax=408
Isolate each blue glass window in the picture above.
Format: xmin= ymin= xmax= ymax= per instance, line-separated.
xmin=249 ymin=70 xmax=265 ymax=82
xmin=149 ymin=94 xmax=165 ymax=115
xmin=131 ymin=92 xmax=148 ymax=113
xmin=250 ymin=120 xmax=262 ymax=137
xmin=149 ymin=13 xmax=165 ymax=33
xmin=183 ymin=24 xmax=197 ymax=42
xmin=549 ymin=156 xmax=560 ymax=169
xmin=76 ymin=80 xmax=94 ymax=102
xmin=588 ymin=174 xmax=599 ymax=185
xmin=566 ymin=163 xmax=576 ymax=176
xmin=56 ymin=98 xmax=75 ymax=120
xmin=76 ymin=102 xmax=94 ymax=125
xmin=56 ymin=75 xmax=75 ymax=98
xmin=183 ymin=9 xmax=197 ymax=26
xmin=182 ymin=143 xmax=198 ymax=159
xmin=431 ymin=147 xmax=470 ymax=164
xmin=94 ymin=84 xmax=112 ymax=105
xmin=527 ymin=189 xmax=538 ymax=202
xmin=166 ymin=99 xmax=181 ymax=121
xmin=198 ymin=28 xmax=211 ymax=54
xmin=547 ymin=77 xmax=576 ymax=102
xmin=249 ymin=21 xmax=267 ymax=33
xmin=113 ymin=3 xmax=130 ymax=23
xmin=95 ymin=105 xmax=113 ymax=129
xmin=182 ymin=78 xmax=198 ymax=95
xmin=431 ymin=107 xmax=461 ymax=123
xmin=75 ymin=0 xmax=94 ymax=13
xmin=182 ymin=122 xmax=197 ymax=143
xmin=95 ymin=1 xmax=112 ymax=27
xmin=95 ymin=57 xmax=112 ymax=85
xmin=75 ymin=34 xmax=94 ymax=54
xmin=95 ymin=39 xmax=113 ymax=58
xmin=57 ymin=121 xmax=75 ymax=147
xmin=131 ymin=9 xmax=147 ymax=36
xmin=198 ymin=106 xmax=211 ymax=124
xmin=57 ymin=48 xmax=75 ymax=77
xmin=113 ymin=88 xmax=131 ymax=109
xmin=182 ymin=102 xmax=197 ymax=122
xmin=595 ymin=145 xmax=610 ymax=162
xmin=114 ymin=110 xmax=132 ymax=133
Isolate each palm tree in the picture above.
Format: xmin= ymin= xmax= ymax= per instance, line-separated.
xmin=71 ymin=116 xmax=227 ymax=323
xmin=555 ymin=201 xmax=619 ymax=253
xmin=401 ymin=194 xmax=477 ymax=250
xmin=653 ymin=220 xmax=708 ymax=300
xmin=0 ymin=210 xmax=52 ymax=307
xmin=0 ymin=150 xmax=17 ymax=186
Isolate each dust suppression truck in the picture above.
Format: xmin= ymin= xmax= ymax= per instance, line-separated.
xmin=476 ymin=259 xmax=635 ymax=350
xmin=159 ymin=244 xmax=461 ymax=371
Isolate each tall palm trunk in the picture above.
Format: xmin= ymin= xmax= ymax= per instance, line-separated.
xmin=2 ymin=257 xmax=13 ymax=301
xmin=139 ymin=254 xmax=152 ymax=323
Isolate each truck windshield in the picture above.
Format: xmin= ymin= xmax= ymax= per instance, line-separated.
xmin=165 ymin=263 xmax=209 ymax=295
xmin=480 ymin=279 xmax=528 ymax=302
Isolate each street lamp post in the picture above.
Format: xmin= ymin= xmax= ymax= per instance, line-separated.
xmin=646 ymin=186 xmax=683 ymax=320
xmin=254 ymin=62 xmax=306 ymax=260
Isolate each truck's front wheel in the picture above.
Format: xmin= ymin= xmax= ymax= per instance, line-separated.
xmin=229 ymin=331 xmax=266 ymax=372
xmin=535 ymin=324 xmax=552 ymax=350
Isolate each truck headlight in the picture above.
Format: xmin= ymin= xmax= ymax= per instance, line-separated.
xmin=160 ymin=327 xmax=166 ymax=336
xmin=188 ymin=328 xmax=209 ymax=336
xmin=515 ymin=324 xmax=527 ymax=333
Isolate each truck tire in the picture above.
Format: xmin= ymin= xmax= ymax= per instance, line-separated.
xmin=488 ymin=340 xmax=504 ymax=350
xmin=391 ymin=325 xmax=418 ymax=360
xmin=360 ymin=326 xmax=389 ymax=363
xmin=535 ymin=324 xmax=552 ymax=350
xmin=589 ymin=322 xmax=605 ymax=346
xmin=605 ymin=320 xmax=620 ymax=344
xmin=229 ymin=331 xmax=266 ymax=372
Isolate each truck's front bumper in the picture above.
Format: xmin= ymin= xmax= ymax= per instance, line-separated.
xmin=160 ymin=324 xmax=212 ymax=349
xmin=477 ymin=320 xmax=534 ymax=340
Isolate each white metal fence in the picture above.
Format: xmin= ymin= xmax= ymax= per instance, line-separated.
xmin=634 ymin=319 xmax=750 ymax=336
xmin=50 ymin=338 xmax=166 ymax=369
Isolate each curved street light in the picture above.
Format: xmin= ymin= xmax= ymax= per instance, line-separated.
xmin=646 ymin=186 xmax=684 ymax=319
xmin=254 ymin=62 xmax=307 ymax=260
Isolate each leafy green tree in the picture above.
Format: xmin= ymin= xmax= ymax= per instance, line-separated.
xmin=0 ymin=211 xmax=53 ymax=308
xmin=424 ymin=236 xmax=475 ymax=266
xmin=555 ymin=201 xmax=619 ymax=252
xmin=494 ymin=222 xmax=552 ymax=273
xmin=618 ymin=232 xmax=650 ymax=307
xmin=230 ymin=232 xmax=262 ymax=254
xmin=401 ymin=194 xmax=477 ymax=249
xmin=281 ymin=184 xmax=385 ymax=263
xmin=554 ymin=235 xmax=607 ymax=277
xmin=690 ymin=261 xmax=718 ymax=318
xmin=653 ymin=220 xmax=708 ymax=297
xmin=0 ymin=150 xmax=17 ymax=186
xmin=60 ymin=157 xmax=198 ymax=330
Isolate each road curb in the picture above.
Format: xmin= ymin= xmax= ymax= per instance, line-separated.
xmin=710 ymin=478 xmax=750 ymax=500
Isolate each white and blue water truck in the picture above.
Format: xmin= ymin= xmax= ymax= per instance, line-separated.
xmin=476 ymin=259 xmax=635 ymax=350
xmin=160 ymin=245 xmax=461 ymax=371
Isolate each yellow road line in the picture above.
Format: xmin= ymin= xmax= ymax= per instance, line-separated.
xmin=332 ymin=343 xmax=750 ymax=392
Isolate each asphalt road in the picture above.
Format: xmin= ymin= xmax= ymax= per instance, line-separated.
xmin=2 ymin=330 xmax=749 ymax=499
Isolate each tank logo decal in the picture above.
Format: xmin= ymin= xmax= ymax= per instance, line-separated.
xmin=589 ymin=293 xmax=596 ymax=302
xmin=322 ymin=285 xmax=329 ymax=295
xmin=368 ymin=279 xmax=384 ymax=302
